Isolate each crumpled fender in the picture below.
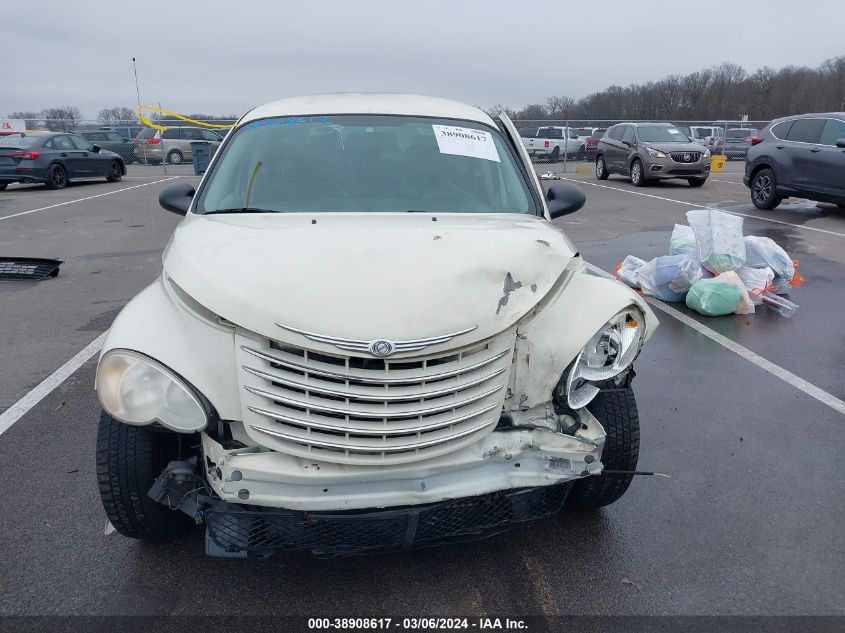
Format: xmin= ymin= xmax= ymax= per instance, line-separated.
xmin=98 ymin=275 xmax=241 ymax=420
xmin=508 ymin=266 xmax=658 ymax=410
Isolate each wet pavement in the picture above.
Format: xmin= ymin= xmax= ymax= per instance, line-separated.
xmin=0 ymin=164 xmax=843 ymax=617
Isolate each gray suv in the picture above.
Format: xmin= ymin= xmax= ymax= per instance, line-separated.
xmin=596 ymin=122 xmax=711 ymax=187
xmin=744 ymin=113 xmax=845 ymax=210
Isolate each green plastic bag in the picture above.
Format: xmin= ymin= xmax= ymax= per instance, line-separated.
xmin=686 ymin=277 xmax=744 ymax=316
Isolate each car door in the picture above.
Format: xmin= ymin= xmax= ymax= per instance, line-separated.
xmin=69 ymin=134 xmax=110 ymax=176
xmin=602 ymin=126 xmax=624 ymax=171
xmin=48 ymin=135 xmax=86 ymax=177
xmin=810 ymin=117 xmax=845 ymax=197
xmin=619 ymin=126 xmax=637 ymax=171
xmin=783 ymin=117 xmax=826 ymax=190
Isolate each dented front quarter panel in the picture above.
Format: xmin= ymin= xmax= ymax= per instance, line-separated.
xmin=510 ymin=263 xmax=658 ymax=410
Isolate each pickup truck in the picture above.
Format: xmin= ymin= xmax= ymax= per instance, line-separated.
xmin=521 ymin=126 xmax=586 ymax=162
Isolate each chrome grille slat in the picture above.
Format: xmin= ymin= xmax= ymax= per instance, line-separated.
xmin=247 ymin=402 xmax=500 ymax=435
xmin=241 ymin=345 xmax=510 ymax=384
xmin=251 ymin=417 xmax=494 ymax=453
xmin=237 ymin=327 xmax=516 ymax=465
xmin=241 ymin=364 xmax=507 ymax=401
xmin=243 ymin=383 xmax=504 ymax=418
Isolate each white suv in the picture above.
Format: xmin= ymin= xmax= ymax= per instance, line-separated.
xmin=95 ymin=93 xmax=657 ymax=557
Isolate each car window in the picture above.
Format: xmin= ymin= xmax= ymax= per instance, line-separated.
xmin=69 ymin=135 xmax=95 ymax=151
xmin=163 ymin=128 xmax=182 ymax=140
xmin=198 ymin=115 xmax=537 ymax=215
xmin=568 ymin=129 xmax=579 ymax=139
xmin=47 ymin=135 xmax=75 ymax=151
xmin=538 ymin=128 xmax=562 ymax=139
xmin=137 ymin=128 xmax=157 ymax=140
xmin=107 ymin=132 xmax=124 ymax=142
xmin=726 ymin=129 xmax=752 ymax=139
xmin=621 ymin=126 xmax=635 ymax=144
xmin=818 ymin=118 xmax=845 ymax=146
xmin=0 ymin=135 xmax=40 ymax=148
xmin=786 ymin=118 xmax=825 ymax=144
xmin=692 ymin=127 xmax=712 ymax=139
xmin=608 ymin=126 xmax=625 ymax=141
xmin=202 ymin=129 xmax=222 ymax=141
xmin=187 ymin=128 xmax=207 ymax=141
xmin=593 ymin=129 xmax=607 ymax=139
xmin=770 ymin=120 xmax=794 ymax=139
xmin=637 ymin=126 xmax=690 ymax=143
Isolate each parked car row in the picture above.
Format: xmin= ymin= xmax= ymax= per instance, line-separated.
xmin=75 ymin=125 xmax=226 ymax=165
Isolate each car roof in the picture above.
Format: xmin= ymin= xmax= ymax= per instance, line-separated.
xmin=770 ymin=112 xmax=845 ymax=123
xmin=241 ymin=93 xmax=496 ymax=127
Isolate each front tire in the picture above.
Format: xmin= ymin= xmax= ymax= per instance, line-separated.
xmin=688 ymin=178 xmax=707 ymax=187
xmin=751 ymin=168 xmax=782 ymax=210
xmin=96 ymin=412 xmax=195 ymax=540
xmin=166 ymin=149 xmax=184 ymax=165
xmin=106 ymin=160 xmax=123 ymax=182
xmin=45 ymin=164 xmax=67 ymax=190
xmin=595 ymin=155 xmax=609 ymax=180
xmin=568 ymin=389 xmax=640 ymax=510
xmin=630 ymin=159 xmax=647 ymax=187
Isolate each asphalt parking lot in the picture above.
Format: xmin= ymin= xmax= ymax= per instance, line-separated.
xmin=0 ymin=163 xmax=843 ymax=617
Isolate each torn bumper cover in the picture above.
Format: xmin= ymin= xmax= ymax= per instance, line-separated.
xmin=152 ymin=411 xmax=604 ymax=556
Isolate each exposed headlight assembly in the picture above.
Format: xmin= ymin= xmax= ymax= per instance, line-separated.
xmin=645 ymin=147 xmax=667 ymax=158
xmin=96 ymin=350 xmax=208 ymax=432
xmin=564 ymin=307 xmax=645 ymax=409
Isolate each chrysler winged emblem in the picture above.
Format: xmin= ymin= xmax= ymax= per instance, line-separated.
xmin=276 ymin=324 xmax=478 ymax=357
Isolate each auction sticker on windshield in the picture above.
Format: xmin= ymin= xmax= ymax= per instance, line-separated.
xmin=432 ymin=124 xmax=500 ymax=162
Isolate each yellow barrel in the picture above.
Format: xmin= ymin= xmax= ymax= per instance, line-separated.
xmin=710 ymin=155 xmax=727 ymax=172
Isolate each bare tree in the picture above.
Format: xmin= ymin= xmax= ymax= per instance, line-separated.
xmin=7 ymin=111 xmax=41 ymax=128
xmin=41 ymin=106 xmax=82 ymax=131
xmin=98 ymin=106 xmax=138 ymax=126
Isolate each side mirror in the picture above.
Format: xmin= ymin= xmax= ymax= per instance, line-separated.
xmin=836 ymin=138 xmax=845 ymax=149
xmin=546 ymin=183 xmax=586 ymax=219
xmin=159 ymin=181 xmax=196 ymax=215
xmin=91 ymin=144 xmax=101 ymax=153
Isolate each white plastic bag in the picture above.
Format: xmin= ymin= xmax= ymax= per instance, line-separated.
xmin=638 ymin=254 xmax=702 ymax=302
xmin=669 ymin=224 xmax=698 ymax=257
xmin=736 ymin=266 xmax=774 ymax=304
xmin=616 ymin=255 xmax=646 ymax=289
xmin=744 ymin=236 xmax=794 ymax=280
xmin=686 ymin=209 xmax=746 ymax=273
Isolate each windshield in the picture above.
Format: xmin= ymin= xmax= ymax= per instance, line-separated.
xmin=198 ymin=115 xmax=536 ymax=215
xmin=0 ymin=135 xmax=40 ymax=148
xmin=726 ymin=129 xmax=753 ymax=138
xmin=638 ymin=126 xmax=690 ymax=143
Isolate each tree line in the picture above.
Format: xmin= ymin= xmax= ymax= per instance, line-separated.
xmin=487 ymin=56 xmax=845 ymax=122
xmin=5 ymin=106 xmax=239 ymax=130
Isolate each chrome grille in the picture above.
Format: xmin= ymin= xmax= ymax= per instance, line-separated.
xmin=669 ymin=151 xmax=701 ymax=163
xmin=236 ymin=328 xmax=515 ymax=465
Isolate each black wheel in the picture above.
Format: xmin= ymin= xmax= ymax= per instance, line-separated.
xmin=0 ymin=183 xmax=7 ymax=190
xmin=568 ymin=389 xmax=640 ymax=510
xmin=45 ymin=164 xmax=67 ymax=190
xmin=751 ymin=168 xmax=782 ymax=210
xmin=106 ymin=160 xmax=123 ymax=182
xmin=688 ymin=178 xmax=707 ymax=187
xmin=167 ymin=149 xmax=184 ymax=165
xmin=836 ymin=203 xmax=845 ymax=209
xmin=96 ymin=411 xmax=195 ymax=540
xmin=548 ymin=146 xmax=560 ymax=163
xmin=576 ymin=145 xmax=587 ymax=161
xmin=630 ymin=159 xmax=647 ymax=187
xmin=595 ymin=155 xmax=609 ymax=180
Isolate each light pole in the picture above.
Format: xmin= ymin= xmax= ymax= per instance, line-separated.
xmin=132 ymin=57 xmax=150 ymax=168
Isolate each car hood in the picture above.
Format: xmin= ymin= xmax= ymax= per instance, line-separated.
xmin=646 ymin=142 xmax=706 ymax=152
xmin=163 ymin=212 xmax=576 ymax=354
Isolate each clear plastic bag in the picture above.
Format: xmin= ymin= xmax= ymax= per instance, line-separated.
xmin=686 ymin=277 xmax=746 ymax=316
xmin=744 ymin=236 xmax=794 ymax=280
xmin=669 ymin=224 xmax=698 ymax=257
xmin=686 ymin=209 xmax=746 ymax=273
xmin=616 ymin=255 xmax=646 ymax=289
xmin=736 ymin=266 xmax=775 ymax=304
xmin=638 ymin=254 xmax=702 ymax=302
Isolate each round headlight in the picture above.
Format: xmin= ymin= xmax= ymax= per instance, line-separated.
xmin=96 ymin=350 xmax=208 ymax=432
xmin=564 ymin=307 xmax=644 ymax=409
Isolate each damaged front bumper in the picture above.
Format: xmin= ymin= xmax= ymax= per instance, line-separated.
xmin=151 ymin=407 xmax=605 ymax=557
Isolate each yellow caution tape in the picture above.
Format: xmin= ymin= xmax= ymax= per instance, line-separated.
xmin=137 ymin=104 xmax=234 ymax=131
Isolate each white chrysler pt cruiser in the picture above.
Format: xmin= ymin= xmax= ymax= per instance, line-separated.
xmin=95 ymin=93 xmax=658 ymax=557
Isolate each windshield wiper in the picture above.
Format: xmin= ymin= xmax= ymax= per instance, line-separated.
xmin=203 ymin=207 xmax=274 ymax=215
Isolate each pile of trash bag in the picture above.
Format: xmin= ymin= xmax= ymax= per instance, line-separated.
xmin=616 ymin=209 xmax=802 ymax=318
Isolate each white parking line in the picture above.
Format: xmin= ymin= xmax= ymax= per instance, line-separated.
xmin=0 ymin=177 xmax=178 ymax=222
xmin=0 ymin=333 xmax=106 ymax=437
xmin=584 ymin=262 xmax=845 ymax=416
xmin=561 ymin=177 xmax=845 ymax=238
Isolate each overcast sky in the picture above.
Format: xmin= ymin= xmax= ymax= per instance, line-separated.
xmin=3 ymin=0 xmax=844 ymax=120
